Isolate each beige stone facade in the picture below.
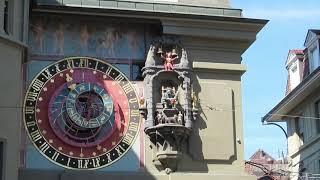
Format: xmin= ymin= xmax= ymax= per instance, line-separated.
xmin=0 ymin=0 xmax=266 ymax=180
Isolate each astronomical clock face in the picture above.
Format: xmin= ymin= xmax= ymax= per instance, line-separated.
xmin=23 ymin=57 xmax=141 ymax=170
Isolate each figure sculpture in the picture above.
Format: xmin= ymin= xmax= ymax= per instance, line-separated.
xmin=160 ymin=51 xmax=178 ymax=71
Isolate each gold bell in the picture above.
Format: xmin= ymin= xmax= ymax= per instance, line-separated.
xmin=157 ymin=46 xmax=163 ymax=54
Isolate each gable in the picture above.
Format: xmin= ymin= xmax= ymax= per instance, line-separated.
xmin=304 ymin=30 xmax=319 ymax=47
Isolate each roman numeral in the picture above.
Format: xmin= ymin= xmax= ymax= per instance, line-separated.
xmin=128 ymin=122 xmax=139 ymax=132
xmin=67 ymin=59 xmax=74 ymax=69
xmin=115 ymin=145 xmax=125 ymax=156
xmin=128 ymin=97 xmax=138 ymax=104
xmin=39 ymin=142 xmax=50 ymax=153
xmin=26 ymin=91 xmax=38 ymax=101
xmin=67 ymin=158 xmax=71 ymax=167
xmin=78 ymin=159 xmax=90 ymax=169
xmin=79 ymin=58 xmax=89 ymax=67
xmin=25 ymin=107 xmax=35 ymax=114
xmin=26 ymin=121 xmax=36 ymax=127
xmin=55 ymin=64 xmax=61 ymax=72
xmin=41 ymin=69 xmax=53 ymax=80
xmin=51 ymin=151 xmax=60 ymax=161
xmin=122 ymin=83 xmax=133 ymax=94
xmin=122 ymin=133 xmax=135 ymax=145
xmin=105 ymin=66 xmax=112 ymax=75
xmin=130 ymin=110 xmax=140 ymax=117
xmin=32 ymin=79 xmax=44 ymax=91
xmin=115 ymin=74 xmax=124 ymax=82
xmin=92 ymin=157 xmax=101 ymax=168
xmin=106 ymin=153 xmax=112 ymax=163
xmin=30 ymin=130 xmax=42 ymax=142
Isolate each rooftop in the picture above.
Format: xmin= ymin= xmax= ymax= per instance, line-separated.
xmin=33 ymin=0 xmax=243 ymax=18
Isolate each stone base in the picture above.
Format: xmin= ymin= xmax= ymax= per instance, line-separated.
xmin=19 ymin=170 xmax=256 ymax=180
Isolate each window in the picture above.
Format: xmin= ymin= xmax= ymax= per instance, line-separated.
xmin=291 ymin=64 xmax=297 ymax=73
xmin=314 ymin=100 xmax=320 ymax=133
xmin=309 ymin=44 xmax=320 ymax=71
xmin=0 ymin=141 xmax=4 ymax=180
xmin=295 ymin=117 xmax=304 ymax=145
xmin=3 ymin=0 xmax=8 ymax=34
xmin=290 ymin=62 xmax=300 ymax=89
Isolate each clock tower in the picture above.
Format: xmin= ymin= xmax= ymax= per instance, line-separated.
xmin=0 ymin=0 xmax=267 ymax=180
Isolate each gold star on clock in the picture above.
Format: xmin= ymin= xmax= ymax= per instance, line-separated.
xmin=70 ymin=69 xmax=74 ymax=73
xmin=80 ymin=153 xmax=84 ymax=158
xmin=42 ymin=130 xmax=47 ymax=134
xmin=112 ymin=141 xmax=116 ymax=145
xmin=58 ymin=147 xmax=63 ymax=151
xmin=103 ymin=148 xmax=107 ymax=152
xmin=59 ymin=73 xmax=64 ymax=77
xmin=37 ymin=119 xmax=42 ymax=124
xmin=119 ymin=133 xmax=123 ymax=137
xmin=96 ymin=145 xmax=102 ymax=150
xmin=69 ymin=151 xmax=74 ymax=156
xmin=49 ymin=139 xmax=53 ymax=144
xmin=38 ymin=97 xmax=43 ymax=101
xmin=43 ymin=87 xmax=47 ymax=91
xmin=50 ymin=79 xmax=54 ymax=83
xmin=92 ymin=152 xmax=96 ymax=156
xmin=103 ymin=75 xmax=107 ymax=79
xmin=36 ymin=108 xmax=40 ymax=113
xmin=93 ymin=71 xmax=97 ymax=74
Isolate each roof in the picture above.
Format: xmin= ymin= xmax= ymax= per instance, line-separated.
xmin=249 ymin=149 xmax=276 ymax=163
xmin=304 ymin=29 xmax=320 ymax=47
xmin=33 ymin=0 xmax=243 ymax=18
xmin=263 ymin=67 xmax=320 ymax=122
xmin=309 ymin=29 xmax=320 ymax=34
xmin=289 ymin=49 xmax=304 ymax=54
xmin=285 ymin=49 xmax=304 ymax=67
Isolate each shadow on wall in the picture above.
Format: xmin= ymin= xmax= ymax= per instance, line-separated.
xmin=180 ymin=72 xmax=239 ymax=172
xmin=19 ymin=149 xmax=158 ymax=180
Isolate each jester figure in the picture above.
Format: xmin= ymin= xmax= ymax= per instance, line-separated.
xmin=161 ymin=51 xmax=178 ymax=71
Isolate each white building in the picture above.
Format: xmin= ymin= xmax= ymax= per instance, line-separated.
xmin=263 ymin=29 xmax=320 ymax=179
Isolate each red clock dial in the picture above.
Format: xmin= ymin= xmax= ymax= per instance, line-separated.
xmin=23 ymin=57 xmax=141 ymax=169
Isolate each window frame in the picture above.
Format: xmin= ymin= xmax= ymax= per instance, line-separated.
xmin=314 ymin=100 xmax=320 ymax=134
xmin=294 ymin=116 xmax=304 ymax=145
xmin=308 ymin=42 xmax=320 ymax=72
xmin=0 ymin=139 xmax=6 ymax=180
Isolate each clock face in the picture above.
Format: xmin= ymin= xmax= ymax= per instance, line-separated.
xmin=23 ymin=57 xmax=141 ymax=169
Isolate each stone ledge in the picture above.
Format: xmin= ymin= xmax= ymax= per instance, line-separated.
xmin=193 ymin=62 xmax=246 ymax=74
xmin=34 ymin=0 xmax=242 ymax=17
xmin=19 ymin=169 xmax=256 ymax=180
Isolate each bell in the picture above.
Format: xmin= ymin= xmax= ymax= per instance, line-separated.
xmin=157 ymin=46 xmax=163 ymax=54
xmin=171 ymin=47 xmax=178 ymax=57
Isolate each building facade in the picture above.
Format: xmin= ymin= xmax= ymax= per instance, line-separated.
xmin=0 ymin=0 xmax=266 ymax=180
xmin=245 ymin=149 xmax=289 ymax=180
xmin=263 ymin=30 xmax=320 ymax=179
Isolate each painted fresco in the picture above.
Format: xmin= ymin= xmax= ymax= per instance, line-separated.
xmin=29 ymin=15 xmax=156 ymax=60
xmin=24 ymin=14 xmax=157 ymax=171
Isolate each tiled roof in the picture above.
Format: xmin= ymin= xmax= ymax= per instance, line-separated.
xmin=289 ymin=49 xmax=304 ymax=55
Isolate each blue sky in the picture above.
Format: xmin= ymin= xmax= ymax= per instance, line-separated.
xmin=231 ymin=0 xmax=320 ymax=159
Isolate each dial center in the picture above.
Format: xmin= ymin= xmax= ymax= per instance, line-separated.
xmin=66 ymin=83 xmax=114 ymax=129
xmin=75 ymin=91 xmax=104 ymax=119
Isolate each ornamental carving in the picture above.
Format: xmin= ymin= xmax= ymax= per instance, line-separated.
xmin=140 ymin=36 xmax=198 ymax=174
